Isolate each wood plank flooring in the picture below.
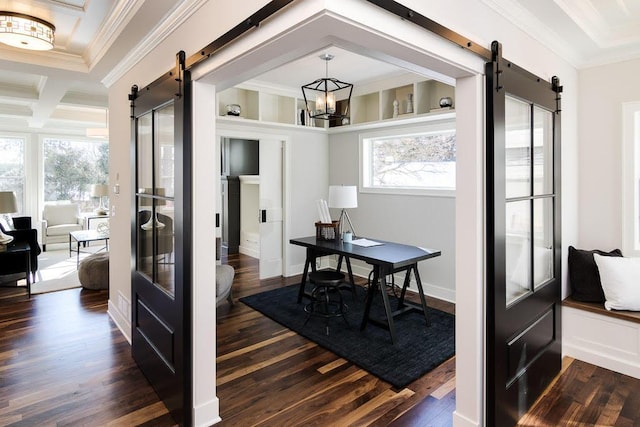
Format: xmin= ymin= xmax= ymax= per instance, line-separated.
xmin=216 ymin=253 xmax=456 ymax=426
xmin=0 ymin=286 xmax=176 ymax=426
xmin=1 ymin=253 xmax=639 ymax=426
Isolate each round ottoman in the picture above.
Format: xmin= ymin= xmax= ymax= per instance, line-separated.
xmin=216 ymin=264 xmax=235 ymax=306
xmin=78 ymin=252 xmax=109 ymax=290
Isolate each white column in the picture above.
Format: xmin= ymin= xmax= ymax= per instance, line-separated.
xmin=191 ymin=80 xmax=220 ymax=426
xmin=453 ymin=74 xmax=485 ymax=427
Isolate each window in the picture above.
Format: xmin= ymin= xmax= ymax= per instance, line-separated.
xmin=0 ymin=136 xmax=26 ymax=212
xmin=360 ymin=122 xmax=456 ymax=196
xmin=43 ymin=138 xmax=109 ymax=212
xmin=623 ymin=102 xmax=640 ymax=256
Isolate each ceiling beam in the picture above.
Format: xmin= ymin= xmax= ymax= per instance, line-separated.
xmin=28 ymin=76 xmax=72 ymax=128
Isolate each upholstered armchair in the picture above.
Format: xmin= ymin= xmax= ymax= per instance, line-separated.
xmin=41 ymin=202 xmax=83 ymax=251
xmin=0 ymin=216 xmax=41 ymax=274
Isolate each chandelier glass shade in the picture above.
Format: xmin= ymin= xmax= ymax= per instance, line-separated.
xmin=0 ymin=12 xmax=55 ymax=51
xmin=301 ymin=54 xmax=353 ymax=121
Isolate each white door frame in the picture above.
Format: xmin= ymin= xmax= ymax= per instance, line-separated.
xmin=191 ymin=5 xmax=485 ymax=426
xmin=215 ymin=125 xmax=290 ymax=278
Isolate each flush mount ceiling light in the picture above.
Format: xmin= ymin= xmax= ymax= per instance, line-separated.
xmin=0 ymin=11 xmax=55 ymax=51
xmin=301 ymin=53 xmax=353 ymax=121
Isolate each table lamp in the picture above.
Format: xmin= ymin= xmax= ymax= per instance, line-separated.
xmin=0 ymin=191 xmax=18 ymax=244
xmin=91 ymin=184 xmax=109 ymax=215
xmin=328 ymin=185 xmax=358 ymax=238
xmin=139 ymin=188 xmax=166 ymax=230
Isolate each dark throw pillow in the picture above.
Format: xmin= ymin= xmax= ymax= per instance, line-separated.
xmin=568 ymin=246 xmax=623 ymax=302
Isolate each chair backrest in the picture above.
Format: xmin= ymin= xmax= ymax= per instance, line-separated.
xmin=43 ymin=202 xmax=80 ymax=226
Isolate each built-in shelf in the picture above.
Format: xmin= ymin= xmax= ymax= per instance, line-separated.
xmin=216 ymin=77 xmax=455 ymax=129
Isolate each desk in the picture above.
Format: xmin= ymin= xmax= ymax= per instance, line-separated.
xmin=290 ymin=236 xmax=441 ymax=344
xmin=0 ymin=242 xmax=32 ymax=297
xmin=69 ymin=230 xmax=109 ymax=267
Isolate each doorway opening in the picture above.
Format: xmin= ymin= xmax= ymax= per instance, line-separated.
xmin=217 ymin=133 xmax=285 ymax=280
xmin=190 ymin=7 xmax=485 ymax=426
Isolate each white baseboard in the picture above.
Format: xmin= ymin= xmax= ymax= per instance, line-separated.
xmin=107 ymin=298 xmax=132 ymax=344
xmin=453 ymin=411 xmax=480 ymax=427
xmin=239 ymin=245 xmax=259 ymax=259
xmin=193 ymin=396 xmax=221 ymax=427
xmin=563 ymin=306 xmax=640 ymax=379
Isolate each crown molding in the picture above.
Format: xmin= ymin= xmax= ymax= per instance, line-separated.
xmin=480 ymin=0 xmax=582 ymax=68
xmin=85 ymin=0 xmax=146 ymax=71
xmin=101 ymin=0 xmax=208 ymax=88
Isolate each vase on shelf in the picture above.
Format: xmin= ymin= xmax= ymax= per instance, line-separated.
xmin=393 ymin=99 xmax=399 ymax=118
xmin=406 ymin=93 xmax=413 ymax=114
xmin=439 ymin=97 xmax=453 ymax=108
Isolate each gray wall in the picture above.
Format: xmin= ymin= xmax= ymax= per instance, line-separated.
xmin=328 ymin=122 xmax=456 ymax=302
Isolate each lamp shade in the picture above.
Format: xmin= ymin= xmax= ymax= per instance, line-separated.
xmin=0 ymin=191 xmax=17 ymax=214
xmin=328 ymin=185 xmax=357 ymax=209
xmin=91 ymin=184 xmax=109 ymax=198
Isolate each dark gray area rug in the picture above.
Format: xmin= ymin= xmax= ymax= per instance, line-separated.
xmin=240 ymin=284 xmax=455 ymax=388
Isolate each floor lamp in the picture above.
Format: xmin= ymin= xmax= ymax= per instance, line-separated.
xmin=0 ymin=191 xmax=18 ymax=244
xmin=328 ymin=185 xmax=358 ymax=238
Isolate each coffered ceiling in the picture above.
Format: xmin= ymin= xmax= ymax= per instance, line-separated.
xmin=0 ymin=0 xmax=638 ymax=136
xmin=481 ymin=0 xmax=640 ymax=67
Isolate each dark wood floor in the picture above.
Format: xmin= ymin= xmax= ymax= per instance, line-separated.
xmin=1 ymin=253 xmax=639 ymax=426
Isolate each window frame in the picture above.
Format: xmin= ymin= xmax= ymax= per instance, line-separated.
xmin=40 ymin=134 xmax=110 ymax=213
xmin=622 ymin=101 xmax=640 ymax=256
xmin=0 ymin=132 xmax=31 ymax=214
xmin=359 ymin=121 xmax=457 ymax=198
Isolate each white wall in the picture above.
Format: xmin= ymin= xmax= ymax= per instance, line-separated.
xmin=578 ymin=58 xmax=640 ymax=251
xmin=328 ymin=123 xmax=456 ymax=302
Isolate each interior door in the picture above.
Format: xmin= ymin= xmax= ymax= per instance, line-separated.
xmin=486 ymin=41 xmax=562 ymax=426
xmin=129 ymin=52 xmax=192 ymax=425
xmin=259 ymin=138 xmax=283 ymax=279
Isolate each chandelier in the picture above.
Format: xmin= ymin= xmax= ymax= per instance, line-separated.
xmin=0 ymin=12 xmax=55 ymax=51
xmin=301 ymin=54 xmax=353 ymax=121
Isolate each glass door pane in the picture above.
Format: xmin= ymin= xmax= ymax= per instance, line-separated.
xmin=505 ymin=97 xmax=531 ymax=199
xmin=156 ymin=104 xmax=175 ymax=198
xmin=506 ymin=200 xmax=531 ymax=305
xmin=153 ymin=198 xmax=175 ymax=296
xmin=137 ymin=113 xmax=153 ymax=191
xmin=534 ymin=106 xmax=553 ymax=195
xmin=533 ymin=197 xmax=554 ymax=288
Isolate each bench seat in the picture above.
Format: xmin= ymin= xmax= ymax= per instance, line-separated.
xmin=563 ymin=296 xmax=640 ymax=379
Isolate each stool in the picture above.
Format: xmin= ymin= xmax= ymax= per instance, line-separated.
xmin=216 ymin=264 xmax=235 ymax=307
xmin=78 ymin=252 xmax=109 ymax=290
xmin=304 ymin=270 xmax=349 ymax=335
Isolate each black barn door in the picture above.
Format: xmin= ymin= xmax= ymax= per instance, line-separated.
xmin=129 ymin=52 xmax=192 ymax=425
xmin=486 ymin=41 xmax=562 ymax=426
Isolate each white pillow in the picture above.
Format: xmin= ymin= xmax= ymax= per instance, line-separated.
xmin=593 ymin=254 xmax=640 ymax=311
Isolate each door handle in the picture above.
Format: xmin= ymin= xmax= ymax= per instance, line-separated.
xmin=260 ymin=209 xmax=267 ymax=223
xmin=216 ymin=213 xmax=220 ymax=228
